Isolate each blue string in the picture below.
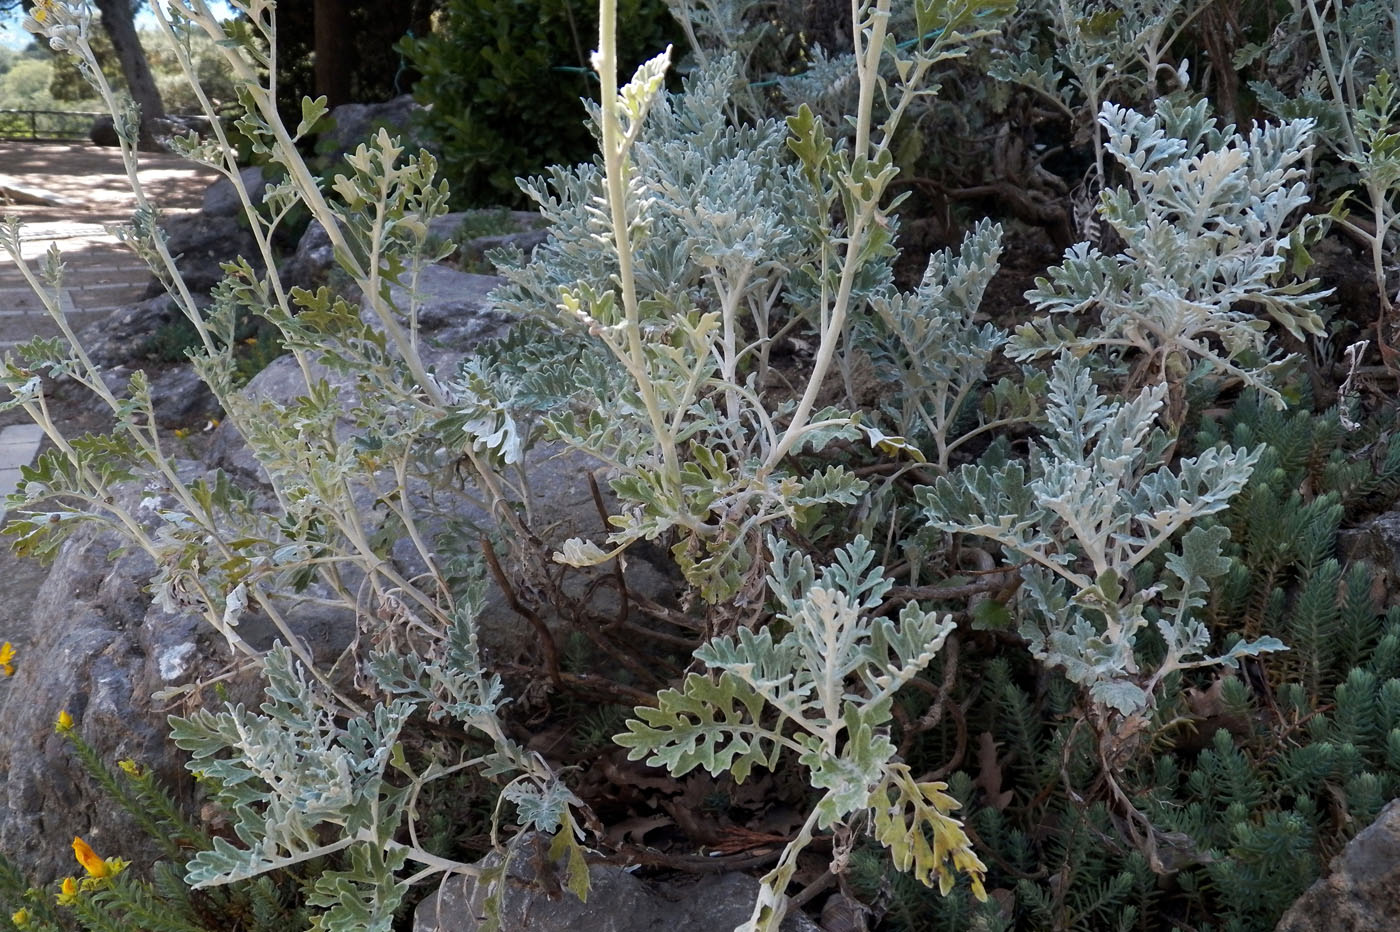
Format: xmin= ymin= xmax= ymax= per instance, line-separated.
xmin=394 ymin=29 xmax=415 ymax=95
xmin=553 ymin=65 xmax=600 ymax=82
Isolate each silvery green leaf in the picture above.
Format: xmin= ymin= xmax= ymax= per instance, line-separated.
xmin=617 ymin=47 xmax=673 ymax=136
xmin=303 ymin=844 xmax=408 ymax=932
xmin=1089 ymin=679 xmax=1151 ymax=716
xmin=804 ymin=704 xmax=897 ymax=827
xmin=502 ymin=778 xmax=582 ymax=834
xmin=1224 ymin=635 xmax=1287 ymax=657
xmin=554 ymin=537 xmax=617 ymax=567
xmin=695 ymin=625 xmax=810 ymax=707
xmin=615 ymin=671 xmax=783 ymax=782
xmin=171 ymin=646 xmax=418 ymax=888
xmin=788 ymin=465 xmax=871 ymax=506
xmin=863 ymin=603 xmax=957 ymax=694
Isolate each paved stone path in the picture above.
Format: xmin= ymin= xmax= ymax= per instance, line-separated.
xmin=0 ymin=142 xmax=219 ymax=499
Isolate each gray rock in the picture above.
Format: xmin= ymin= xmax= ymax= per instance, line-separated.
xmin=281 ymin=220 xmax=337 ymax=294
xmin=459 ymin=228 xmax=551 ymax=273
xmin=205 ymin=353 xmax=359 ymax=484
xmin=287 ymin=212 xmax=549 ymax=294
xmin=412 ymin=833 xmax=819 ymax=932
xmin=426 ymin=210 xmax=545 ymax=245
xmin=319 ymin=96 xmax=425 ymax=164
xmin=203 ymin=345 xmax=677 ymax=663
xmin=58 ymin=295 xmax=220 ymax=408
xmin=1276 ymin=797 xmax=1400 ymax=931
xmin=426 ymin=210 xmax=550 ymax=273
xmin=201 ymin=167 xmax=268 ymax=218
xmin=0 ymin=488 xmax=209 ymax=884
xmin=0 ymin=472 xmax=359 ymax=886
xmin=361 ymin=264 xmax=511 ymax=364
xmin=73 ymin=294 xmax=185 ymax=371
xmin=146 ymin=212 xmax=260 ymax=297
xmin=89 ymin=114 xmax=118 ymax=147
xmin=1337 ymin=511 xmax=1400 ymax=609
xmin=148 ymin=364 xmax=220 ymax=429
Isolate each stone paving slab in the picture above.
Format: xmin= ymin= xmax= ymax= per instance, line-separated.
xmin=0 ymin=423 xmax=45 ymax=506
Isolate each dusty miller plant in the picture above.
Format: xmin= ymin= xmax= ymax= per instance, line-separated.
xmin=617 ymin=537 xmax=981 ymax=931
xmin=496 ymin=0 xmax=1012 ymax=608
xmin=1010 ymin=96 xmax=1328 ymax=416
xmin=2 ymin=0 xmax=1343 ymax=927
xmin=489 ymin=0 xmax=1012 ymax=926
xmin=1251 ymin=0 xmax=1400 ymax=350
xmin=989 ymin=0 xmax=1208 ymax=194
xmin=7 ymin=1 xmax=588 ymax=928
xmin=917 ymin=353 xmax=1282 ymax=720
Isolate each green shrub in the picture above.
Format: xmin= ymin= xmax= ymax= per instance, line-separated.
xmin=401 ymin=0 xmax=683 ymax=208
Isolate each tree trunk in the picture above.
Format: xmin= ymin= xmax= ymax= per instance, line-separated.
xmin=93 ymin=0 xmax=167 ymax=151
xmin=314 ymin=0 xmax=352 ymax=108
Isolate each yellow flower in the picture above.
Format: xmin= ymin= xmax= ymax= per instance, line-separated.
xmin=11 ymin=906 xmax=29 ymax=927
xmin=0 ymin=641 xmax=15 ymax=676
xmin=56 ymin=876 xmax=79 ymax=906
xmin=70 ymin=837 xmax=127 ymax=885
xmin=118 ymin=759 xmax=140 ymax=777
xmin=55 ymin=709 xmax=73 ymax=734
xmin=73 ymin=837 xmax=109 ymax=878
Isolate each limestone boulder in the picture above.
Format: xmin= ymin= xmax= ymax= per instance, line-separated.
xmin=412 ymin=833 xmax=820 ymax=932
xmin=72 ymin=294 xmax=186 ymax=371
xmin=1276 ymin=798 xmax=1400 ymax=931
xmin=281 ymin=220 xmax=336 ymax=294
xmin=145 ymin=212 xmax=260 ymax=297
xmin=200 ymin=166 xmax=268 ymax=219
xmin=148 ymin=364 xmax=221 ymax=430
xmin=360 ymin=264 xmax=511 ymax=367
xmin=0 ymin=449 xmax=360 ymax=886
xmin=0 ymin=483 xmax=214 ymax=885
xmin=318 ymin=96 xmax=426 ymax=164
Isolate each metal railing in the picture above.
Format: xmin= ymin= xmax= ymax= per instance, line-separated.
xmin=0 ymin=110 xmax=104 ymax=142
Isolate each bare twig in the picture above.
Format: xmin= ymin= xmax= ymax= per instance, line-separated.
xmin=481 ymin=536 xmax=561 ymax=687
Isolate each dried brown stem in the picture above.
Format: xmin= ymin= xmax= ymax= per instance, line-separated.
xmin=629 ymin=590 xmax=708 ymax=633
xmin=588 ymin=471 xmax=631 ymax=627
xmin=481 ymin=536 xmax=561 ymax=686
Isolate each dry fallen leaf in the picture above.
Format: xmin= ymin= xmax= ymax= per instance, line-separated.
xmin=972 ymin=731 xmax=1014 ymax=810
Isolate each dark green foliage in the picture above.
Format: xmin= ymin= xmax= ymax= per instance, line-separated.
xmin=0 ymin=850 xmax=66 ymax=931
xmin=142 ymin=305 xmax=283 ymax=390
xmin=865 ymin=399 xmax=1400 ymax=930
xmin=402 ymin=0 xmax=683 ymax=207
xmin=266 ymin=1 xmax=436 ymax=122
